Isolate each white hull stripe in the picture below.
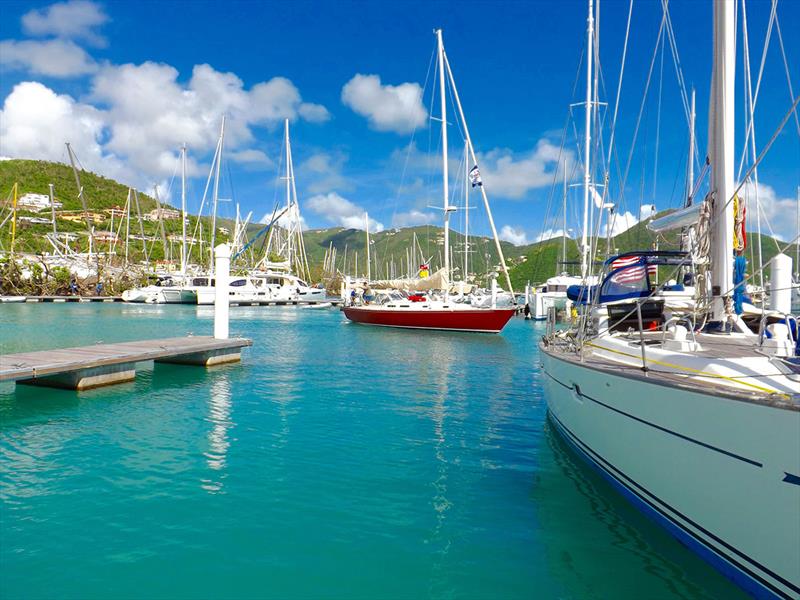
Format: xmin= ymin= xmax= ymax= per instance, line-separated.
xmin=544 ymin=372 xmax=799 ymax=598
xmin=543 ymin=371 xmax=763 ymax=468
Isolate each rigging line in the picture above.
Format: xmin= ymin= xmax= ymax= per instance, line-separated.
xmin=736 ymin=0 xmax=776 ymax=181
xmin=619 ymin=13 xmax=666 ymax=211
xmin=604 ymin=0 xmax=633 ymax=188
xmin=661 ymin=1 xmax=693 ymax=132
xmin=692 ymin=93 xmax=800 ymax=272
xmin=773 ymin=5 xmax=800 ymax=139
xmin=652 ymin=28 xmax=666 ymax=203
xmin=386 ymin=46 xmax=437 ymax=242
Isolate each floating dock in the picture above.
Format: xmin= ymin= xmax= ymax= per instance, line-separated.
xmin=0 ymin=296 xmax=123 ymax=303
xmin=0 ymin=336 xmax=252 ymax=390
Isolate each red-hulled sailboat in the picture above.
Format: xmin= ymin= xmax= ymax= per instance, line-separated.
xmin=343 ymin=29 xmax=517 ymax=334
xmin=343 ymin=301 xmax=515 ymax=333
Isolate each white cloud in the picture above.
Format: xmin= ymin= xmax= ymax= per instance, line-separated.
xmin=0 ymin=39 xmax=97 ymax=78
xmin=535 ymin=228 xmax=569 ymax=243
xmin=742 ymin=181 xmax=797 ymax=242
xmin=306 ymin=192 xmax=384 ymax=231
xmin=601 ymin=205 xmax=656 ymax=237
xmin=229 ymin=149 xmax=272 ymax=166
xmin=22 ymin=0 xmax=109 ymax=47
xmin=298 ymin=103 xmax=331 ymax=123
xmin=342 ymin=74 xmax=426 ymax=134
xmin=500 ymin=225 xmax=529 ymax=246
xmin=477 ymin=139 xmax=574 ymax=200
xmin=298 ymin=152 xmax=350 ymax=194
xmin=0 ymin=81 xmax=131 ymax=181
xmin=392 ymin=209 xmax=434 ymax=227
xmin=0 ymin=58 xmax=329 ymax=191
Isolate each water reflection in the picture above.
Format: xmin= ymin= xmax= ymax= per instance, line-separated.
xmin=534 ymin=421 xmax=747 ymax=599
xmin=201 ymin=374 xmax=232 ymax=493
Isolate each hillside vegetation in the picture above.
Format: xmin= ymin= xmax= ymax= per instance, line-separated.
xmin=2 ymin=159 xmax=795 ymax=287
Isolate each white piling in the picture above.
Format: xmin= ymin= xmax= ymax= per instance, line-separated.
xmin=769 ymin=253 xmax=792 ymax=314
xmin=214 ymin=243 xmax=231 ymax=339
xmin=491 ymin=275 xmax=498 ymax=309
xmin=524 ymin=281 xmax=531 ymax=306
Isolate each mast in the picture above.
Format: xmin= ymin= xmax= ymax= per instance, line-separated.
xmin=464 ymin=142 xmax=469 ymax=281
xmin=687 ymin=89 xmax=696 ymax=205
xmin=284 ymin=118 xmax=293 ymax=271
xmin=181 ymin=144 xmax=187 ymax=274
xmin=124 ymin=188 xmax=131 ymax=265
xmin=65 ymin=142 xmax=96 ymax=262
xmin=580 ymin=0 xmax=594 ymax=280
xmin=365 ymin=212 xmax=371 ymax=281
xmin=709 ymin=0 xmax=735 ymax=322
xmin=210 ymin=115 xmax=225 ymax=274
xmin=436 ymin=29 xmax=451 ymax=288
xmin=49 ymin=184 xmax=57 ymax=237
xmin=441 ymin=45 xmax=515 ymax=296
xmin=562 ymin=160 xmax=568 ymax=273
xmin=10 ymin=183 xmax=17 ymax=254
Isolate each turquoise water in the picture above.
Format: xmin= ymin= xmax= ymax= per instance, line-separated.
xmin=0 ymin=304 xmax=746 ymax=599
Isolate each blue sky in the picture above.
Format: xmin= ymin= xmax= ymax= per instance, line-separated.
xmin=1 ymin=0 xmax=798 ymax=243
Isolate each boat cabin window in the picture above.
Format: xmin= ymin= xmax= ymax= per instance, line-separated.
xmin=230 ymin=279 xmax=247 ymax=287
xmin=192 ymin=278 xmax=209 ymax=286
xmin=297 ymin=280 xmax=308 ymax=288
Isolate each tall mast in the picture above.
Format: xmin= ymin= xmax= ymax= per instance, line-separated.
xmin=365 ymin=212 xmax=371 ymax=281
xmin=442 ymin=46 xmax=515 ymax=296
xmin=65 ymin=142 xmax=95 ymax=258
xmin=49 ymin=184 xmax=57 ymax=237
xmin=436 ymin=29 xmax=450 ymax=287
xmin=464 ymin=142 xmax=469 ymax=281
xmin=687 ymin=89 xmax=696 ymax=206
xmin=284 ymin=118 xmax=293 ymax=271
xmin=181 ymin=144 xmax=187 ymax=274
xmin=709 ymin=0 xmax=735 ymax=322
xmin=124 ymin=188 xmax=131 ymax=265
xmin=210 ymin=115 xmax=225 ymax=274
xmin=563 ymin=160 xmax=568 ymax=272
xmin=580 ymin=0 xmax=594 ymax=279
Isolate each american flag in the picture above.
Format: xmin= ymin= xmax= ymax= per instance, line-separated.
xmin=611 ymin=256 xmax=657 ymax=279
xmin=611 ymin=265 xmax=648 ymax=284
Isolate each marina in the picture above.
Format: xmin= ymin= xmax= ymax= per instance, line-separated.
xmin=0 ymin=302 xmax=749 ymax=599
xmin=1 ymin=0 xmax=799 ymax=598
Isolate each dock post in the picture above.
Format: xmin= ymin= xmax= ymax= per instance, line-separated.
xmin=491 ymin=275 xmax=498 ymax=309
xmin=214 ymin=243 xmax=230 ymax=340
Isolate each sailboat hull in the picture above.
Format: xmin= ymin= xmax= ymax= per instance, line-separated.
xmin=539 ymin=345 xmax=800 ymax=600
xmin=343 ymin=306 xmax=515 ymax=333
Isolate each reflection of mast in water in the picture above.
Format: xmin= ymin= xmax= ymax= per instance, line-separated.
xmin=426 ymin=336 xmax=458 ymax=593
xmin=202 ymin=375 xmax=232 ymax=493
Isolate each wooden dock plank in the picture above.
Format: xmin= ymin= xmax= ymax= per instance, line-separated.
xmin=0 ymin=336 xmax=252 ymax=383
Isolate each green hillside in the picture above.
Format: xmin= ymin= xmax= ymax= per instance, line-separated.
xmin=0 ymin=159 xmax=233 ymax=263
xmin=2 ymin=159 xmax=795 ymax=288
xmin=508 ymin=211 xmax=798 ymax=288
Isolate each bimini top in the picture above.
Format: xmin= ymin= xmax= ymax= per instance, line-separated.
xmin=567 ymin=250 xmax=690 ymax=305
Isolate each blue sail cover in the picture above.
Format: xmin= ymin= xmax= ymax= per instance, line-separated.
xmin=733 ymin=255 xmax=746 ymax=315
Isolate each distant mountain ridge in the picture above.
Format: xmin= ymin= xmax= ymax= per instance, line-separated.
xmin=2 ymin=159 xmax=794 ymax=285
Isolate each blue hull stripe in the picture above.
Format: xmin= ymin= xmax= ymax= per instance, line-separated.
xmin=547 ymin=410 xmax=794 ymax=599
xmin=542 ymin=370 xmax=762 ymax=467
xmin=782 ymin=472 xmax=800 ymax=486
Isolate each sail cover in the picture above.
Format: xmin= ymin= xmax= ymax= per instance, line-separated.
xmin=369 ymin=268 xmax=450 ymax=291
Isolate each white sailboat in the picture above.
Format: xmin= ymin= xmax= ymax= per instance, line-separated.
xmin=540 ymin=2 xmax=799 ymax=598
xmin=196 ymin=119 xmax=324 ymax=305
